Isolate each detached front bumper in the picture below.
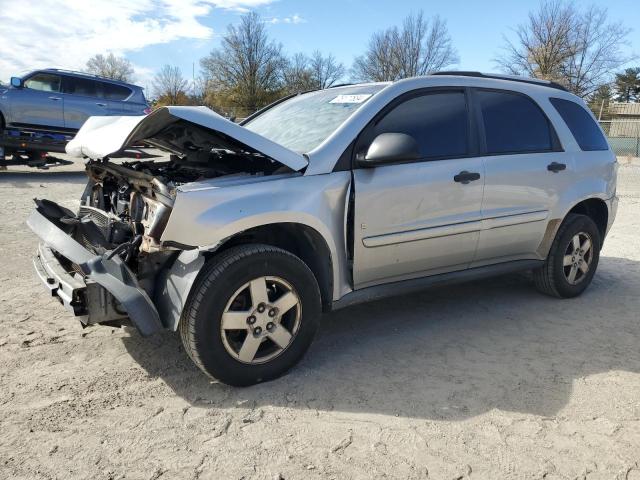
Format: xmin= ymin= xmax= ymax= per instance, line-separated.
xmin=26 ymin=206 xmax=163 ymax=336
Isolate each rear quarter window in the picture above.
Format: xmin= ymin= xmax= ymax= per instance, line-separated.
xmin=102 ymin=83 xmax=132 ymax=101
xmin=549 ymin=98 xmax=609 ymax=151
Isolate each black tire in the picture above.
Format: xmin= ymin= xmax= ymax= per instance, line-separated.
xmin=533 ymin=213 xmax=601 ymax=298
xmin=180 ymin=244 xmax=322 ymax=386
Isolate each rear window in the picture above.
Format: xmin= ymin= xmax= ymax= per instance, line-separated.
xmin=550 ymin=98 xmax=609 ymax=151
xmin=476 ymin=90 xmax=553 ymax=155
xmin=102 ymin=83 xmax=131 ymax=101
xmin=63 ymin=77 xmax=98 ymax=97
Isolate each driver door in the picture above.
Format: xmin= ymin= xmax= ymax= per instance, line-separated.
xmin=11 ymin=73 xmax=64 ymax=129
xmin=352 ymin=89 xmax=484 ymax=288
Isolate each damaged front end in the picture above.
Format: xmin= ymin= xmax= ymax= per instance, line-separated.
xmin=28 ymin=199 xmax=164 ymax=335
xmin=27 ymin=106 xmax=307 ymax=336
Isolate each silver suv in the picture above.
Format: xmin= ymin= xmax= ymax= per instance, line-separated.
xmin=27 ymin=73 xmax=618 ymax=386
xmin=0 ymin=69 xmax=149 ymax=133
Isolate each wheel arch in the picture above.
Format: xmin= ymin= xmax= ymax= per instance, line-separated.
xmin=566 ymin=198 xmax=608 ymax=241
xmin=538 ymin=197 xmax=609 ymax=259
xmin=210 ymin=222 xmax=334 ymax=312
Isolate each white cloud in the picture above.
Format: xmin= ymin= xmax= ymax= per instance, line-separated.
xmin=267 ymin=14 xmax=305 ymax=25
xmin=0 ymin=0 xmax=276 ymax=82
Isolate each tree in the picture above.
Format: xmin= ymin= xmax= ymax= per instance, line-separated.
xmin=85 ymin=53 xmax=134 ymax=82
xmin=282 ymin=51 xmax=345 ymax=93
xmin=496 ymin=1 xmax=632 ymax=98
xmin=351 ymin=11 xmax=458 ymax=82
xmin=614 ymin=67 xmax=640 ymax=103
xmin=200 ymin=12 xmax=285 ymax=113
xmin=309 ymin=51 xmax=345 ymax=89
xmin=588 ymin=84 xmax=613 ymax=119
xmin=282 ymin=53 xmax=315 ymax=93
xmin=152 ymin=65 xmax=189 ymax=105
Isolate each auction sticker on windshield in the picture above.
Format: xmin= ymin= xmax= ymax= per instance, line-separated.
xmin=329 ymin=94 xmax=373 ymax=104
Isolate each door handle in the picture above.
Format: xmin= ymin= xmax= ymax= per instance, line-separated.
xmin=48 ymin=96 xmax=61 ymax=101
xmin=96 ymin=102 xmax=106 ymax=107
xmin=453 ymin=171 xmax=481 ymax=184
xmin=547 ymin=162 xmax=566 ymax=173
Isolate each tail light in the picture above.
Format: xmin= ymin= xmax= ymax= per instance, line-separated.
xmin=143 ymin=107 xmax=152 ymax=115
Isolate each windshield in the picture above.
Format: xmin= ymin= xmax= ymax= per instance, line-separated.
xmin=243 ymin=84 xmax=386 ymax=153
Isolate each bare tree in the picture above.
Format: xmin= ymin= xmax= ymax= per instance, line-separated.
xmin=496 ymin=1 xmax=632 ymax=97
xmin=351 ymin=11 xmax=458 ymax=82
xmin=200 ymin=12 xmax=285 ymax=112
xmin=152 ymin=65 xmax=189 ymax=105
xmin=309 ymin=51 xmax=345 ymax=88
xmin=85 ymin=53 xmax=134 ymax=82
xmin=283 ymin=53 xmax=314 ymax=93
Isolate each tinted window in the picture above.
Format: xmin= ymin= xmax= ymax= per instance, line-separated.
xmin=550 ymin=98 xmax=608 ymax=151
xmin=103 ymin=83 xmax=131 ymax=101
xmin=63 ymin=77 xmax=98 ymax=97
xmin=372 ymin=91 xmax=468 ymax=159
xmin=24 ymin=73 xmax=60 ymax=92
xmin=477 ymin=90 xmax=553 ymax=154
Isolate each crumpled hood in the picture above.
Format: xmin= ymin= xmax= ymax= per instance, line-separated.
xmin=65 ymin=106 xmax=308 ymax=172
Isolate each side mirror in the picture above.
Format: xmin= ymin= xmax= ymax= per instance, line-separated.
xmin=358 ymin=132 xmax=420 ymax=167
xmin=10 ymin=77 xmax=23 ymax=88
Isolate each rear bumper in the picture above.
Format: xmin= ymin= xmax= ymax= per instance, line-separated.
xmin=27 ymin=206 xmax=163 ymax=336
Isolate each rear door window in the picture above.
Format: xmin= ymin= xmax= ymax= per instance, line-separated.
xmin=369 ymin=90 xmax=469 ymax=160
xmin=476 ymin=90 xmax=553 ymax=154
xmin=24 ymin=73 xmax=61 ymax=92
xmin=550 ymin=98 xmax=609 ymax=151
xmin=63 ymin=77 xmax=99 ymax=97
xmin=102 ymin=83 xmax=132 ymax=101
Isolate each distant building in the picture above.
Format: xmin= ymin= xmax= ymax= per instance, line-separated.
xmin=607 ymin=103 xmax=640 ymax=137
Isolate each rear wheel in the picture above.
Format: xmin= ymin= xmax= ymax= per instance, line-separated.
xmin=180 ymin=244 xmax=321 ymax=386
xmin=533 ymin=214 xmax=601 ymax=298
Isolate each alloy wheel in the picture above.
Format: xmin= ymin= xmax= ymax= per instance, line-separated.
xmin=220 ymin=276 xmax=302 ymax=364
xmin=563 ymin=232 xmax=594 ymax=285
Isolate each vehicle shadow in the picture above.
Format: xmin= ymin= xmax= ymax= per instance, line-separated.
xmin=122 ymin=255 xmax=640 ymax=420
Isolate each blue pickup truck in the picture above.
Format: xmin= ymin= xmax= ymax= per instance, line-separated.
xmin=0 ymin=68 xmax=150 ymax=167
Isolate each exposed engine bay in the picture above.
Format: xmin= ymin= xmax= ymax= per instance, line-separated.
xmin=77 ymin=120 xmax=293 ymax=262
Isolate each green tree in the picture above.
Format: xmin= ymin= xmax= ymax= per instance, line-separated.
xmin=614 ymin=68 xmax=640 ymax=103
xmin=588 ymin=84 xmax=613 ymax=119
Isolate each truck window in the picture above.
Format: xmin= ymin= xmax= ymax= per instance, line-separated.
xmin=24 ymin=73 xmax=61 ymax=92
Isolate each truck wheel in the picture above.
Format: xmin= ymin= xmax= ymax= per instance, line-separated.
xmin=533 ymin=214 xmax=601 ymax=298
xmin=180 ymin=244 xmax=322 ymax=386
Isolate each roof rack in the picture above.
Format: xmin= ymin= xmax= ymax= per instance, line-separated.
xmin=431 ymin=71 xmax=568 ymax=92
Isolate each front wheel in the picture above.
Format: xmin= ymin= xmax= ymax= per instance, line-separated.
xmin=533 ymin=213 xmax=601 ymax=298
xmin=180 ymin=244 xmax=321 ymax=386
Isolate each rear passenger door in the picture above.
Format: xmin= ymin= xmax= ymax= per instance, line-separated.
xmin=61 ymin=76 xmax=106 ymax=129
xmin=353 ymin=89 xmax=485 ymax=288
xmin=471 ymin=89 xmax=571 ymax=266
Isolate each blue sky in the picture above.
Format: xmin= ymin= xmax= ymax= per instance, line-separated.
xmin=1 ymin=0 xmax=638 ymax=92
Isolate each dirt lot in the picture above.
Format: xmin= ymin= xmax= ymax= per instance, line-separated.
xmin=1 ymin=157 xmax=640 ymax=480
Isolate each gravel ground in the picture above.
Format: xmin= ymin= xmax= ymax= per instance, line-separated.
xmin=1 ymin=157 xmax=640 ymax=480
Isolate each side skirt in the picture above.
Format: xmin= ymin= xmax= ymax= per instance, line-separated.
xmin=331 ymin=259 xmax=543 ymax=311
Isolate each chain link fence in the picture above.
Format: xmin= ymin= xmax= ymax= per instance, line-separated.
xmin=599 ymin=120 xmax=640 ymax=158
